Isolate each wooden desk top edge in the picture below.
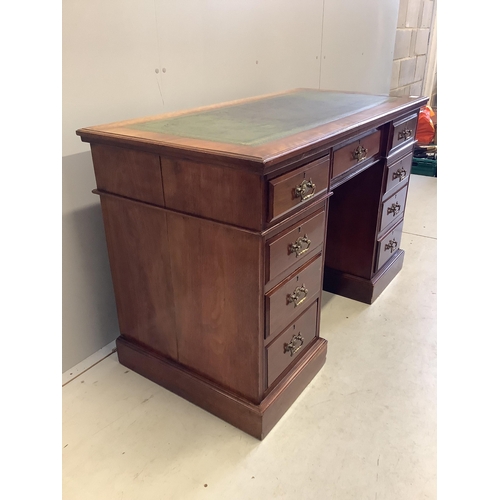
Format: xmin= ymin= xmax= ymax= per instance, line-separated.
xmin=76 ymin=89 xmax=428 ymax=171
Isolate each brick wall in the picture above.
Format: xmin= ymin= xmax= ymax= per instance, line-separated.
xmin=390 ymin=0 xmax=436 ymax=102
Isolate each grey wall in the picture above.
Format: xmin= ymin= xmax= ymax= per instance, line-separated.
xmin=62 ymin=0 xmax=400 ymax=372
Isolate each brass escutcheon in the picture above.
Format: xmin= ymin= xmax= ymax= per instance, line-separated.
xmin=294 ymin=179 xmax=316 ymax=201
xmin=387 ymin=202 xmax=401 ymax=216
xmin=398 ymin=128 xmax=413 ymax=140
xmin=289 ymin=235 xmax=311 ymax=257
xmin=384 ymin=239 xmax=398 ymax=253
xmin=287 ymin=284 xmax=308 ymax=307
xmin=392 ymin=168 xmax=407 ymax=181
xmin=352 ymin=144 xmax=368 ymax=161
xmin=284 ymin=333 xmax=304 ymax=357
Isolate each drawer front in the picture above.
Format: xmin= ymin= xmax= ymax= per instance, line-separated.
xmin=392 ymin=114 xmax=418 ymax=151
xmin=379 ymin=185 xmax=408 ymax=233
xmin=266 ymin=301 xmax=318 ymax=387
xmin=266 ymin=209 xmax=326 ymax=283
xmin=332 ymin=130 xmax=381 ymax=179
xmin=268 ymin=156 xmax=330 ymax=222
xmin=376 ymin=220 xmax=404 ymax=271
xmin=266 ymin=254 xmax=323 ymax=338
xmin=386 ymin=152 xmax=412 ymax=193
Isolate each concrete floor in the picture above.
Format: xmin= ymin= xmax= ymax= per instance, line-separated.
xmin=62 ymin=174 xmax=437 ymax=500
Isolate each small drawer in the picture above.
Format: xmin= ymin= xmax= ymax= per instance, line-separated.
xmin=391 ymin=114 xmax=418 ymax=151
xmin=376 ymin=220 xmax=404 ymax=271
xmin=379 ymin=185 xmax=408 ymax=233
xmin=266 ymin=301 xmax=318 ymax=388
xmin=266 ymin=254 xmax=323 ymax=338
xmin=332 ymin=130 xmax=381 ymax=180
xmin=268 ymin=155 xmax=330 ymax=222
xmin=386 ymin=153 xmax=412 ymax=193
xmin=266 ymin=209 xmax=326 ymax=283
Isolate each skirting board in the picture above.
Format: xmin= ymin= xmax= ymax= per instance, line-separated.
xmin=62 ymin=340 xmax=117 ymax=386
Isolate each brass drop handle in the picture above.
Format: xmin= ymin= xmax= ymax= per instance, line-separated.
xmin=384 ymin=239 xmax=398 ymax=253
xmin=398 ymin=128 xmax=413 ymax=140
xmin=392 ymin=168 xmax=407 ymax=181
xmin=294 ymin=179 xmax=316 ymax=201
xmin=352 ymin=144 xmax=368 ymax=161
xmin=284 ymin=333 xmax=304 ymax=357
xmin=287 ymin=284 xmax=308 ymax=307
xmin=387 ymin=202 xmax=401 ymax=217
xmin=289 ymin=235 xmax=311 ymax=257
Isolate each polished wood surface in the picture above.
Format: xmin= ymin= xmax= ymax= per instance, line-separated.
xmin=268 ymin=155 xmax=330 ymax=222
xmin=323 ymin=249 xmax=405 ymax=304
xmin=266 ymin=208 xmax=325 ymax=283
xmin=266 ymin=301 xmax=318 ymax=387
xmin=100 ymin=193 xmax=264 ymax=402
xmin=379 ymin=184 xmax=408 ymax=234
xmin=376 ymin=220 xmax=404 ymax=271
xmin=266 ymin=253 xmax=323 ymax=339
xmin=77 ymin=89 xmax=427 ymax=171
xmin=324 ymin=163 xmax=384 ymax=279
xmin=331 ymin=129 xmax=381 ymax=179
xmin=161 ymin=156 xmax=264 ymax=230
xmin=78 ymin=88 xmax=427 ymax=439
xmin=91 ymin=143 xmax=164 ymax=206
xmin=386 ymin=152 xmax=412 ymax=193
xmin=390 ymin=113 xmax=419 ymax=152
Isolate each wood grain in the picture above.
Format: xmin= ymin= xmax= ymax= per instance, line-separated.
xmin=91 ymin=143 xmax=164 ymax=206
xmin=323 ymin=249 xmax=405 ymax=304
xmin=268 ymin=155 xmax=330 ymax=222
xmin=266 ymin=301 xmax=318 ymax=387
xmin=324 ymin=161 xmax=384 ymax=279
xmin=386 ymin=152 xmax=413 ymax=194
xmin=161 ymin=156 xmax=264 ymax=230
xmin=265 ymin=253 xmax=323 ymax=338
xmin=266 ymin=208 xmax=325 ymax=283
xmin=332 ymin=129 xmax=381 ymax=179
xmin=99 ymin=194 xmax=264 ymax=403
xmin=76 ymin=89 xmax=427 ymax=172
xmin=379 ymin=184 xmax=408 ymax=234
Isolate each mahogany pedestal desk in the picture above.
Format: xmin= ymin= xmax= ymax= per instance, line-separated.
xmin=77 ymin=89 xmax=427 ymax=439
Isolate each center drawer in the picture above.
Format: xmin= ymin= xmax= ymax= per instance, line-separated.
xmin=265 ymin=254 xmax=323 ymax=338
xmin=266 ymin=208 xmax=326 ymax=283
xmin=266 ymin=300 xmax=318 ymax=388
xmin=332 ymin=130 xmax=381 ymax=180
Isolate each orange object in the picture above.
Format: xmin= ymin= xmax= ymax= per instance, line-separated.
xmin=416 ymin=105 xmax=435 ymax=144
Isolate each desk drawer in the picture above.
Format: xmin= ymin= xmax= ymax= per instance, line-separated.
xmin=386 ymin=152 xmax=412 ymax=193
xmin=268 ymin=156 xmax=329 ymax=222
xmin=379 ymin=185 xmax=408 ymax=233
xmin=391 ymin=114 xmax=418 ymax=151
xmin=266 ymin=301 xmax=318 ymax=388
xmin=376 ymin=220 xmax=404 ymax=271
xmin=266 ymin=254 xmax=323 ymax=339
xmin=266 ymin=209 xmax=326 ymax=283
xmin=332 ymin=130 xmax=381 ymax=180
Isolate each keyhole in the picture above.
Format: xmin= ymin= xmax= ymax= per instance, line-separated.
xmin=293 ymin=324 xmax=296 ymax=330
xmin=298 ymin=226 xmax=301 ymax=233
xmin=296 ymin=275 xmax=299 ymax=281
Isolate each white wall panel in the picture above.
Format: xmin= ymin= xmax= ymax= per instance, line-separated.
xmin=63 ymin=0 xmax=163 ymax=156
xmin=320 ymin=0 xmax=399 ymax=94
xmin=154 ymin=0 xmax=324 ymax=110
